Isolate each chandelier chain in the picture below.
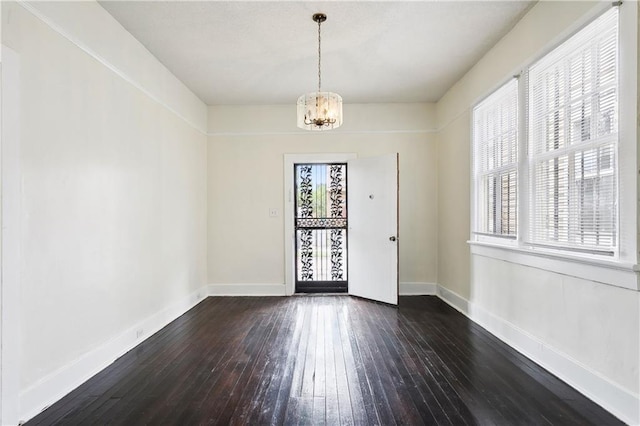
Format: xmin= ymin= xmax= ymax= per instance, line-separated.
xmin=317 ymin=18 xmax=322 ymax=93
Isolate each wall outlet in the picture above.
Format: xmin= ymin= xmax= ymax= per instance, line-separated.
xmin=136 ymin=329 xmax=144 ymax=339
xmin=269 ymin=208 xmax=279 ymax=217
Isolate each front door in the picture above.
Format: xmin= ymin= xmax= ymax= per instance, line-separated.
xmin=294 ymin=163 xmax=348 ymax=293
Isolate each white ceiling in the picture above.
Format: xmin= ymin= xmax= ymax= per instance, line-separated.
xmin=99 ymin=1 xmax=534 ymax=106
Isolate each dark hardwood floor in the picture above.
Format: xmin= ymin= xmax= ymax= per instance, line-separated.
xmin=27 ymin=296 xmax=623 ymax=425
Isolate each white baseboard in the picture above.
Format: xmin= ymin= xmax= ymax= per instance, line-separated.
xmin=436 ymin=285 xmax=470 ymax=313
xmin=399 ymin=282 xmax=437 ymax=295
xmin=208 ymin=283 xmax=286 ymax=296
xmin=210 ymin=282 xmax=437 ymax=296
xmin=19 ymin=286 xmax=209 ymax=424
xmin=435 ymin=284 xmax=639 ymax=426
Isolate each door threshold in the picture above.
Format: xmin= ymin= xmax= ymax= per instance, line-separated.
xmin=293 ymin=293 xmax=349 ymax=296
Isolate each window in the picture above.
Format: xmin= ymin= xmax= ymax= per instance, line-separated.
xmin=528 ymin=8 xmax=618 ymax=254
xmin=472 ymin=7 xmax=620 ymax=256
xmin=472 ymin=79 xmax=518 ymax=238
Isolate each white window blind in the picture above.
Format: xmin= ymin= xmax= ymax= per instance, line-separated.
xmin=528 ymin=8 xmax=618 ymax=254
xmin=472 ymin=78 xmax=518 ymax=237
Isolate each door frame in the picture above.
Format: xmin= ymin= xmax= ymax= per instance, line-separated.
xmin=283 ymin=153 xmax=356 ymax=296
xmin=1 ymin=45 xmax=22 ymax=425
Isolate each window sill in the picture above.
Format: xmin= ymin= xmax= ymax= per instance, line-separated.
xmin=468 ymin=241 xmax=639 ymax=291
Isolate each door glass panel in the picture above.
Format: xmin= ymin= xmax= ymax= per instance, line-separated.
xmin=294 ymin=164 xmax=347 ymax=292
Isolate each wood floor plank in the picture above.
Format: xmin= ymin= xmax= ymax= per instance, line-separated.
xmin=266 ymin=297 xmax=311 ymax=424
xmin=167 ymin=299 xmax=266 ymax=424
xmin=314 ymin=305 xmax=327 ymax=398
xmin=336 ymin=298 xmax=375 ymax=425
xmin=195 ymin=299 xmax=279 ymax=424
xmin=353 ymin=300 xmax=425 ymax=425
xmin=288 ymin=299 xmax=313 ymax=400
xmin=300 ymin=304 xmax=318 ymax=398
xmin=374 ymin=307 xmax=447 ymax=425
xmin=215 ymin=298 xmax=291 ymax=425
xmin=26 ymin=295 xmax=624 ymax=426
xmin=228 ymin=298 xmax=298 ymax=425
xmin=328 ymin=306 xmax=354 ymax=426
xmin=347 ymin=299 xmax=398 ymax=425
xmin=322 ymin=303 xmax=339 ymax=425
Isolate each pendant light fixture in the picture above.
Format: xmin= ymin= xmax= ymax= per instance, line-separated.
xmin=297 ymin=13 xmax=343 ymax=131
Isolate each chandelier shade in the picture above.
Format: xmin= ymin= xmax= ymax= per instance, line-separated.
xmin=296 ymin=13 xmax=343 ymax=131
xmin=297 ymin=91 xmax=343 ymax=131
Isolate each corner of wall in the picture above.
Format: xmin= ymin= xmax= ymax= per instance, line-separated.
xmin=434 ymin=283 xmax=640 ymax=426
xmin=17 ymin=1 xmax=208 ymax=133
xmin=19 ymin=287 xmax=209 ymax=423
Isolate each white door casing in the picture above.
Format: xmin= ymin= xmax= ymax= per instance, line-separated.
xmin=1 ymin=45 xmax=22 ymax=425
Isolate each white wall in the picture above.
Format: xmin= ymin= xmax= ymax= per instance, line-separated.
xmin=2 ymin=1 xmax=208 ymax=422
xmin=207 ymin=104 xmax=438 ymax=292
xmin=436 ymin=1 xmax=639 ymax=424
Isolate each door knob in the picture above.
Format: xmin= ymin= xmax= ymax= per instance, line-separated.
xmin=389 ymin=236 xmax=397 ymax=242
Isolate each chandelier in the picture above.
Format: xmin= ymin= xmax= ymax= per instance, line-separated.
xmin=297 ymin=13 xmax=343 ymax=131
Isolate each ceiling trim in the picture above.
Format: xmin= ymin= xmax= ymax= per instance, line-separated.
xmin=207 ymin=129 xmax=437 ymax=137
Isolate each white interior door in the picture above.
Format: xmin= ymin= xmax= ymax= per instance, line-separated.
xmin=347 ymin=153 xmax=398 ymax=305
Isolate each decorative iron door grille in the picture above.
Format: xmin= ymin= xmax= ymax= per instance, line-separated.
xmin=294 ymin=163 xmax=348 ymax=293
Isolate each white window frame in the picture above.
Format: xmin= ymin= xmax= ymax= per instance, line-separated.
xmin=527 ymin=8 xmax=619 ymax=255
xmin=472 ymin=78 xmax=519 ymax=245
xmin=469 ymin=2 xmax=639 ymax=291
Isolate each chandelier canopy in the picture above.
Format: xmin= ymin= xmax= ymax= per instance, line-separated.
xmin=297 ymin=13 xmax=343 ymax=131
